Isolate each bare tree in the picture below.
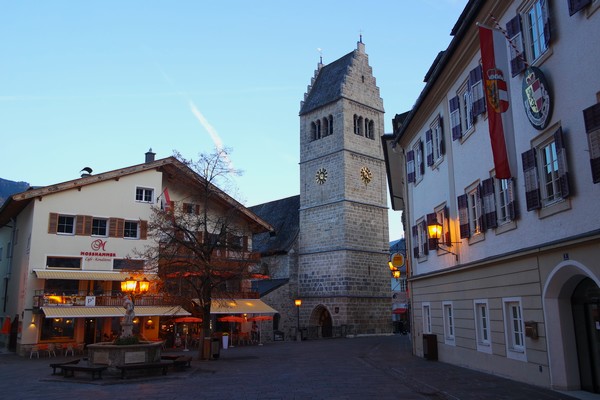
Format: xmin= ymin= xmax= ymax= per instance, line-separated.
xmin=136 ymin=147 xmax=271 ymax=359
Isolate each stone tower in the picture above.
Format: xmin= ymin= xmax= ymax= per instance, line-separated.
xmin=297 ymin=40 xmax=390 ymax=337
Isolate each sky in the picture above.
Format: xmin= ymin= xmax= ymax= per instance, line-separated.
xmin=1 ymin=0 xmax=468 ymax=241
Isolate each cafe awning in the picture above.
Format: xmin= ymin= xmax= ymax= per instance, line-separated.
xmin=41 ymin=306 xmax=190 ymax=318
xmin=33 ymin=269 xmax=156 ymax=281
xmin=209 ymin=299 xmax=278 ymax=314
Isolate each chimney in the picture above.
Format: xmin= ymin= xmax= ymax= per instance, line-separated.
xmin=145 ymin=148 xmax=156 ymax=163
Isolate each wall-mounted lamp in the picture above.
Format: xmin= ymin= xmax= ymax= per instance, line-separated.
xmin=427 ymin=221 xmax=459 ymax=260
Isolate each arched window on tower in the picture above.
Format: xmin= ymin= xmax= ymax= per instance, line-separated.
xmin=311 ymin=122 xmax=317 ymax=141
xmin=354 ymin=114 xmax=359 ymax=135
xmin=357 ymin=117 xmax=363 ymax=136
xmin=328 ymin=115 xmax=333 ymax=135
xmin=366 ymin=119 xmax=375 ymax=139
xmin=322 ymin=117 xmax=329 ymax=137
xmin=316 ymin=120 xmax=321 ymax=139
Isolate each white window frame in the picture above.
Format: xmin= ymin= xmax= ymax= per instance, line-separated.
xmin=416 ymin=217 xmax=428 ymax=261
xmin=442 ymin=301 xmax=455 ymax=345
xmin=57 ymin=215 xmax=76 ymax=235
xmin=474 ymin=299 xmax=492 ymax=354
xmin=522 ymin=0 xmax=549 ymax=63
xmin=123 ymin=220 xmax=140 ymax=239
xmin=466 ymin=182 xmax=484 ymax=242
xmin=459 ymin=81 xmax=474 ymax=139
xmin=431 ymin=116 xmax=443 ymax=166
xmin=92 ymin=217 xmax=108 ymax=237
xmin=434 ymin=204 xmax=449 ymax=248
xmin=135 ymin=187 xmax=154 ymax=203
xmin=537 ymin=137 xmax=562 ymax=207
xmin=503 ymin=297 xmax=527 ymax=361
xmin=414 ymin=140 xmax=424 ymax=183
xmin=422 ymin=303 xmax=432 ymax=334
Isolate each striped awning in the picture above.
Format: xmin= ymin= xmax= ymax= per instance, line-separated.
xmin=33 ymin=269 xmax=156 ymax=281
xmin=41 ymin=306 xmax=190 ymax=318
xmin=209 ymin=299 xmax=278 ymax=314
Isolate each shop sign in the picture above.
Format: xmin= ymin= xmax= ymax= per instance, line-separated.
xmin=522 ymin=66 xmax=552 ymax=130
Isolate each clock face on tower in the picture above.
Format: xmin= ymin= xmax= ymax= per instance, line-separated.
xmin=315 ymin=168 xmax=328 ymax=185
xmin=360 ymin=166 xmax=372 ymax=184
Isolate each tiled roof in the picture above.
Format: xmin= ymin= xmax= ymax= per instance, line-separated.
xmin=249 ymin=195 xmax=299 ymax=255
xmin=299 ymin=52 xmax=354 ymax=115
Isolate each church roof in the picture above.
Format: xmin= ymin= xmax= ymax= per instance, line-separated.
xmin=249 ymin=195 xmax=300 ymax=255
xmin=299 ymin=51 xmax=354 ymax=115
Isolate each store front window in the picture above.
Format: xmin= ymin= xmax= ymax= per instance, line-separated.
xmin=40 ymin=317 xmax=75 ymax=341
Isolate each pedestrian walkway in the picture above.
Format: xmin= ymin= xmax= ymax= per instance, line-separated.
xmin=0 ymin=335 xmax=598 ymax=400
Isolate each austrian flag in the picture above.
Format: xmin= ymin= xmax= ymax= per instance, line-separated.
xmin=160 ymin=187 xmax=172 ymax=212
xmin=479 ymin=25 xmax=512 ymax=179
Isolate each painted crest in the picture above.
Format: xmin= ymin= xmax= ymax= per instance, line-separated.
xmin=485 ymin=67 xmax=509 ymax=113
xmin=522 ymin=67 xmax=552 ymax=130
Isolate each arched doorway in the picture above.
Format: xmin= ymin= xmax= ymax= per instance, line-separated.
xmin=544 ymin=261 xmax=600 ymax=392
xmin=308 ymin=305 xmax=333 ymax=339
xmin=572 ymin=278 xmax=600 ymax=393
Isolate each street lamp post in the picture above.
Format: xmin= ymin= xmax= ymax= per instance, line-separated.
xmin=294 ymin=299 xmax=302 ymax=341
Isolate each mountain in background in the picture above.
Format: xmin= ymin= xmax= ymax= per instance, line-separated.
xmin=0 ymin=178 xmax=30 ymax=207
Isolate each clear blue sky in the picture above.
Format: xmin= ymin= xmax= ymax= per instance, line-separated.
xmin=1 ymin=0 xmax=467 ymax=241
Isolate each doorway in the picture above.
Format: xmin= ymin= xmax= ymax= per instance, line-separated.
xmin=309 ymin=305 xmax=333 ymax=338
xmin=84 ymin=318 xmax=96 ymax=346
xmin=572 ymin=278 xmax=600 ymax=393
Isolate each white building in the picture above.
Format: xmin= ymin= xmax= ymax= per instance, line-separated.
xmin=0 ymin=151 xmax=272 ymax=355
xmin=383 ymin=0 xmax=600 ymax=394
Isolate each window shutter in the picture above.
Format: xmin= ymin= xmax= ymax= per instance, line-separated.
xmin=507 ymin=178 xmax=519 ymax=220
xmin=569 ymin=0 xmax=591 ymax=15
xmin=450 ymin=96 xmax=462 ymax=141
xmin=48 ymin=213 xmax=58 ymax=234
xmin=439 ymin=116 xmax=445 ymax=155
xmin=554 ymin=127 xmax=570 ymax=198
xmin=426 ymin=129 xmax=434 ymax=166
xmin=522 ymin=149 xmax=541 ymax=210
xmin=412 ymin=225 xmax=419 ymax=258
xmin=469 ymin=66 xmax=486 ymax=117
xmin=583 ymin=103 xmax=600 ymax=183
xmin=481 ymin=178 xmax=498 ymax=230
xmin=109 ymin=218 xmax=125 ymax=238
xmin=444 ymin=206 xmax=452 ymax=246
xmin=419 ymin=140 xmax=425 ymax=176
xmin=140 ymin=220 xmax=148 ymax=240
xmin=76 ymin=215 xmax=92 ymax=236
xmin=426 ymin=213 xmax=438 ymax=250
xmin=506 ymin=15 xmax=526 ymax=76
xmin=406 ymin=150 xmax=415 ymax=183
xmin=457 ymin=194 xmax=470 ymax=238
xmin=421 ymin=220 xmax=429 ymax=255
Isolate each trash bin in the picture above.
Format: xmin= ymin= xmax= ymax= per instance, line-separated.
xmin=423 ymin=334 xmax=438 ymax=361
xmin=211 ymin=337 xmax=220 ymax=359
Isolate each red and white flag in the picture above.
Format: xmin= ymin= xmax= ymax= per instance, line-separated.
xmin=479 ymin=25 xmax=513 ymax=179
xmin=160 ymin=187 xmax=172 ymax=212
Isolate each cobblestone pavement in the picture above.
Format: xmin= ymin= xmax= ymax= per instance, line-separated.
xmin=0 ymin=335 xmax=597 ymax=400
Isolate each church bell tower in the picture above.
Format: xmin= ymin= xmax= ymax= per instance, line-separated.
xmin=297 ymin=40 xmax=390 ymax=336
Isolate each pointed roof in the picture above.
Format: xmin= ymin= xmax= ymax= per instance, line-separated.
xmin=299 ymin=51 xmax=354 ymax=115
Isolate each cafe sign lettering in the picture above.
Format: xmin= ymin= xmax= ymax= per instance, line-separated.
xmin=522 ymin=66 xmax=552 ymax=130
xmin=81 ymin=239 xmax=116 ymax=261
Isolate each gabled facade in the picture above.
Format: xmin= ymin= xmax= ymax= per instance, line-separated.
xmin=384 ymin=0 xmax=600 ymax=394
xmin=0 ymin=151 xmax=272 ymax=355
xmin=298 ymin=40 xmax=390 ymax=337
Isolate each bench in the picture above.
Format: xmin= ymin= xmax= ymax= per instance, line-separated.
xmin=61 ymin=364 xmax=107 ymax=380
xmin=116 ymin=362 xmax=170 ymax=379
xmin=172 ymin=356 xmax=192 ymax=370
xmin=49 ymin=358 xmax=80 ymax=375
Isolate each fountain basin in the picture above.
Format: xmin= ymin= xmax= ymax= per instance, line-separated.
xmin=87 ymin=341 xmax=163 ymax=374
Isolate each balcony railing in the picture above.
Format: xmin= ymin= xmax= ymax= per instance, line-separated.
xmin=32 ymin=292 xmax=179 ymax=310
